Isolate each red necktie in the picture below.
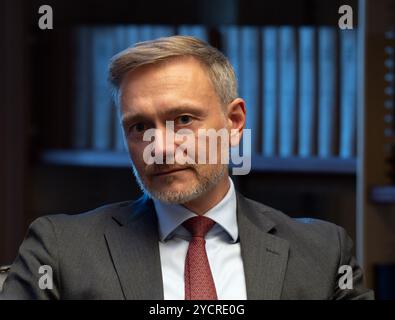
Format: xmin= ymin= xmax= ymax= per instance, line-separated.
xmin=183 ymin=216 xmax=218 ymax=300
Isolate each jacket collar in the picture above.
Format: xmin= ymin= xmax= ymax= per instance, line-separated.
xmin=105 ymin=192 xmax=290 ymax=300
xmin=236 ymin=192 xmax=290 ymax=299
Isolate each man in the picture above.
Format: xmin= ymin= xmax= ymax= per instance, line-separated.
xmin=1 ymin=36 xmax=373 ymax=299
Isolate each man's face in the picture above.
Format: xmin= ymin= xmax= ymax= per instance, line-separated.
xmin=120 ymin=57 xmax=229 ymax=204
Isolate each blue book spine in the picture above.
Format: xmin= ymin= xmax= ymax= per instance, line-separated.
xmin=240 ymin=27 xmax=260 ymax=154
xmin=73 ymin=26 xmax=91 ymax=149
xmin=91 ymin=27 xmax=115 ymax=150
xmin=125 ymin=25 xmax=139 ymax=48
xmin=219 ymin=26 xmax=244 ymax=161
xmin=138 ymin=25 xmax=154 ymax=42
xmin=178 ymin=25 xmax=208 ymax=42
xmin=339 ymin=29 xmax=357 ymax=158
xmin=151 ymin=25 xmax=175 ymax=39
xmin=298 ymin=27 xmax=316 ymax=157
xmin=318 ymin=27 xmax=337 ymax=158
xmin=279 ymin=27 xmax=297 ymax=157
xmin=220 ymin=26 xmax=240 ymax=87
xmin=113 ymin=26 xmax=127 ymax=152
xmin=112 ymin=25 xmax=140 ymax=150
xmin=262 ymin=27 xmax=278 ymax=157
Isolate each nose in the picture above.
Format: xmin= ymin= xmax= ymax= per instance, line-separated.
xmin=151 ymin=124 xmax=176 ymax=165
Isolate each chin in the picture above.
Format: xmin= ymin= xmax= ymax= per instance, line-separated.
xmin=153 ymin=180 xmax=197 ymax=194
xmin=149 ymin=186 xmax=202 ymax=204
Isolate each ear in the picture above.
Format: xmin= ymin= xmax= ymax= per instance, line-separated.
xmin=225 ymin=98 xmax=246 ymax=147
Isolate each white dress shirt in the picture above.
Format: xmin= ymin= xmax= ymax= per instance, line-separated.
xmin=153 ymin=177 xmax=247 ymax=300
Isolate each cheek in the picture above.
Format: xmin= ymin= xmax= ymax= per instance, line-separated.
xmin=127 ymin=142 xmax=146 ymax=167
xmin=195 ymin=133 xmax=229 ymax=163
xmin=193 ymin=163 xmax=222 ymax=181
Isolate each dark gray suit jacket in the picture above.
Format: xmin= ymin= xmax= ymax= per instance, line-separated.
xmin=0 ymin=193 xmax=374 ymax=299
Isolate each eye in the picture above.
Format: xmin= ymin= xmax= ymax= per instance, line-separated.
xmin=175 ymin=115 xmax=193 ymax=126
xmin=129 ymin=122 xmax=147 ymax=134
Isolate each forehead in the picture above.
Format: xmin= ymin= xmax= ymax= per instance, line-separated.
xmin=119 ymin=56 xmax=218 ymax=114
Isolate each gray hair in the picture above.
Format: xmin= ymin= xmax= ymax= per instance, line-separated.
xmin=108 ymin=35 xmax=238 ymax=107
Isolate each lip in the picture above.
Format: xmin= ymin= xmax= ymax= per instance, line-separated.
xmin=152 ymin=168 xmax=189 ymax=177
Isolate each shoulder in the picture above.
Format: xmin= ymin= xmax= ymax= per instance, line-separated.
xmin=240 ymin=195 xmax=374 ymax=300
xmin=241 ymin=195 xmax=346 ymax=253
xmin=29 ymin=199 xmax=137 ymax=237
xmin=241 ymin=195 xmax=348 ymax=278
xmin=242 ymin=195 xmax=341 ymax=231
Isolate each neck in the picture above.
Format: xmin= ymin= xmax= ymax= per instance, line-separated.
xmin=182 ymin=173 xmax=230 ymax=215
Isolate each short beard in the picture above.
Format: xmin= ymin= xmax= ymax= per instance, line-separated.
xmin=132 ymin=164 xmax=227 ymax=204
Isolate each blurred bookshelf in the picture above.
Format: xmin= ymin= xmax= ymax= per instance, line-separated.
xmin=40 ymin=21 xmax=359 ymax=174
xmin=2 ymin=0 xmax=395 ymax=293
xmin=370 ymin=186 xmax=395 ymax=204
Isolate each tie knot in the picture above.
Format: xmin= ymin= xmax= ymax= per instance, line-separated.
xmin=183 ymin=216 xmax=216 ymax=238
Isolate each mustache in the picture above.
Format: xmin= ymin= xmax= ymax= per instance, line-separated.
xmin=145 ymin=164 xmax=195 ymax=176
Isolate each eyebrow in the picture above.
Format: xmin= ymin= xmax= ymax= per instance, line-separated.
xmin=121 ymin=104 xmax=208 ymax=126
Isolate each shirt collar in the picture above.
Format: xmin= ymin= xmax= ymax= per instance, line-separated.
xmin=153 ymin=177 xmax=238 ymax=243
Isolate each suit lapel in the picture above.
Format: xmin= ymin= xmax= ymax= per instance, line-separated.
xmin=237 ymin=192 xmax=290 ymax=300
xmin=103 ymin=192 xmax=289 ymax=300
xmin=104 ymin=195 xmax=164 ymax=300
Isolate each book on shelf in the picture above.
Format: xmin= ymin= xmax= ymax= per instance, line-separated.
xmin=112 ymin=25 xmax=128 ymax=152
xmin=317 ymin=27 xmax=337 ymax=158
xmin=125 ymin=24 xmax=139 ymax=48
xmin=339 ymin=29 xmax=357 ymax=158
xmin=151 ymin=25 xmax=175 ymax=39
xmin=91 ymin=26 xmax=115 ymax=150
xmin=278 ymin=26 xmax=297 ymax=158
xmin=138 ymin=24 xmax=154 ymax=42
xmin=178 ymin=25 xmax=208 ymax=42
xmin=298 ymin=27 xmax=316 ymax=157
xmin=240 ymin=26 xmax=260 ymax=154
xmin=262 ymin=27 xmax=278 ymax=157
xmin=72 ymin=26 xmax=92 ymax=150
xmin=219 ymin=25 xmax=241 ymax=84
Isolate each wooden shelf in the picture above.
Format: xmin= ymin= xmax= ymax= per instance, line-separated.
xmin=250 ymin=156 xmax=356 ymax=174
xmin=40 ymin=149 xmax=356 ymax=174
xmin=40 ymin=150 xmax=131 ymax=168
xmin=370 ymin=186 xmax=395 ymax=204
